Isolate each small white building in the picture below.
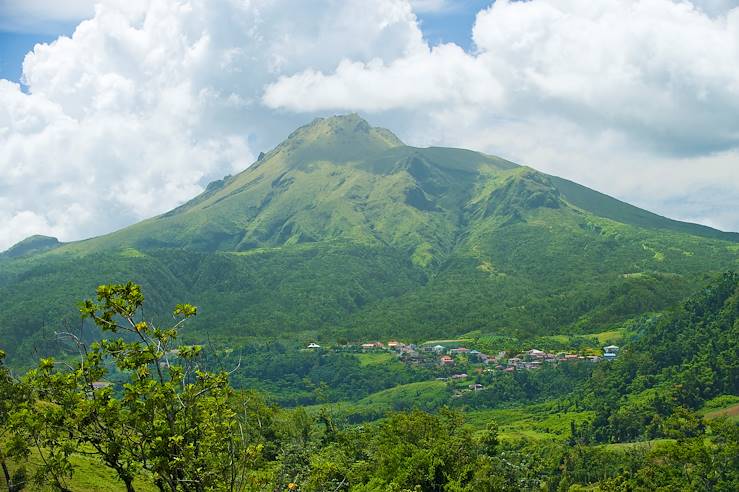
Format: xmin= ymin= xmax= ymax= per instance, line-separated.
xmin=603 ymin=345 xmax=619 ymax=360
xmin=307 ymin=343 xmax=321 ymax=349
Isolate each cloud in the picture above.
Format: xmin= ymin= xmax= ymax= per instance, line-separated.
xmin=0 ymin=0 xmax=424 ymax=250
xmin=266 ymin=0 xmax=739 ymax=156
xmin=691 ymin=0 xmax=739 ymax=15
xmin=264 ymin=43 xmax=504 ymax=112
xmin=0 ymin=0 xmax=103 ymax=33
xmin=409 ymin=0 xmax=452 ymax=13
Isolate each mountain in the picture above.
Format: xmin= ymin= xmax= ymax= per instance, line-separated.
xmin=1 ymin=235 xmax=62 ymax=259
xmin=1 ymin=114 xmax=737 ymax=364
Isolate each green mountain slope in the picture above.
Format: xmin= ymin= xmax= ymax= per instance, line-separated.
xmin=1 ymin=114 xmax=737 ymax=364
xmin=0 ymin=234 xmax=62 ymax=258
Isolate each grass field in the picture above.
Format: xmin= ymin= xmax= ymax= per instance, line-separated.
xmin=354 ymin=352 xmax=396 ymax=366
xmin=538 ymin=329 xmax=625 ymax=348
xmin=589 ymin=329 xmax=625 ymax=344
xmin=307 ymin=380 xmax=450 ymax=422
xmin=464 ymin=403 xmax=595 ymax=441
xmin=703 ymin=403 xmax=739 ymax=421
xmin=600 ymin=438 xmax=677 ymax=451
xmin=699 ymin=395 xmax=739 ymax=422
xmin=1 ymin=450 xmax=157 ymax=491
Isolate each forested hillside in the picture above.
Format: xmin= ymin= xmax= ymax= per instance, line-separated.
xmin=1 ymin=115 xmax=737 ymax=365
xmin=581 ymin=271 xmax=739 ymax=442
xmin=1 ymin=274 xmax=736 ymax=491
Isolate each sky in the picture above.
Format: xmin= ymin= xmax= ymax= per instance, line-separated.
xmin=0 ymin=0 xmax=738 ymax=251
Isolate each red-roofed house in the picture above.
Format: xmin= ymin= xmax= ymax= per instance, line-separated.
xmin=440 ymin=355 xmax=454 ymax=365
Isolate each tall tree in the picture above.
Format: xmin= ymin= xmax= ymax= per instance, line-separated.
xmin=0 ymin=350 xmax=29 ymax=492
xmin=25 ymin=282 xmax=246 ymax=492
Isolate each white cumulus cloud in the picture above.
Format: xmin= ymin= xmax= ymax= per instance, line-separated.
xmin=0 ymin=0 xmax=424 ymax=250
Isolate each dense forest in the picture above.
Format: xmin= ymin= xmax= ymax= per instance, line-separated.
xmin=1 ymin=272 xmax=737 ymax=491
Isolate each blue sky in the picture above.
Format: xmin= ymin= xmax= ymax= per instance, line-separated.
xmin=0 ymin=32 xmax=60 ymax=82
xmin=414 ymin=0 xmax=493 ymax=49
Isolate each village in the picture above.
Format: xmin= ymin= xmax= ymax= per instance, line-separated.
xmin=305 ymin=339 xmax=620 ymax=394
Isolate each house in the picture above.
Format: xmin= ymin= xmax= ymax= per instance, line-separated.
xmin=387 ymin=340 xmax=401 ymax=349
xmin=527 ymin=349 xmax=546 ymax=359
xmin=507 ymin=357 xmax=522 ymax=367
xmin=466 ymin=350 xmax=490 ymax=364
xmin=432 ymin=344 xmax=446 ymax=353
xmin=403 ymin=353 xmax=424 ymax=364
xmin=440 ymin=355 xmax=454 ymax=365
xmin=91 ymin=381 xmax=112 ymax=390
xmin=361 ymin=342 xmax=385 ymax=350
xmin=449 ymin=347 xmax=470 ymax=355
xmin=452 ymin=373 xmax=468 ymax=379
xmin=307 ymin=343 xmax=321 ymax=349
xmin=469 ymin=383 xmax=484 ymax=391
xmin=603 ymin=345 xmax=619 ymax=360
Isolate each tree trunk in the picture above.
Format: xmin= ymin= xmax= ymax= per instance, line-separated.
xmin=123 ymin=476 xmax=136 ymax=492
xmin=1 ymin=460 xmax=12 ymax=492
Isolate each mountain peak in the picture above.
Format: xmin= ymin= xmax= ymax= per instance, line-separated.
xmin=297 ymin=113 xmax=401 ymax=142
xmin=270 ymin=114 xmax=404 ymax=165
xmin=2 ymin=234 xmax=61 ymax=258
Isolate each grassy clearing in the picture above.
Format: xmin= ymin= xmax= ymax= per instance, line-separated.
xmin=540 ymin=334 xmax=570 ymax=344
xmin=308 ymin=380 xmax=450 ymax=422
xmin=354 ymin=352 xmax=396 ymax=366
xmin=703 ymin=404 xmax=739 ymax=421
xmin=353 ymin=380 xmax=447 ymax=409
xmin=699 ymin=395 xmax=739 ymax=422
xmin=2 ymin=450 xmax=157 ymax=491
xmin=464 ymin=404 xmax=595 ymax=441
xmin=538 ymin=329 xmax=624 ymax=347
xmin=588 ymin=329 xmax=624 ymax=344
xmin=600 ymin=439 xmax=677 ymax=452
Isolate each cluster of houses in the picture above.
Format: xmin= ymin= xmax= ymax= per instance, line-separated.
xmin=306 ymin=340 xmax=620 ymax=373
xmin=306 ymin=340 xmax=412 ymax=352
xmin=419 ymin=343 xmax=622 ymax=372
xmin=504 ymin=349 xmax=596 ymax=371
